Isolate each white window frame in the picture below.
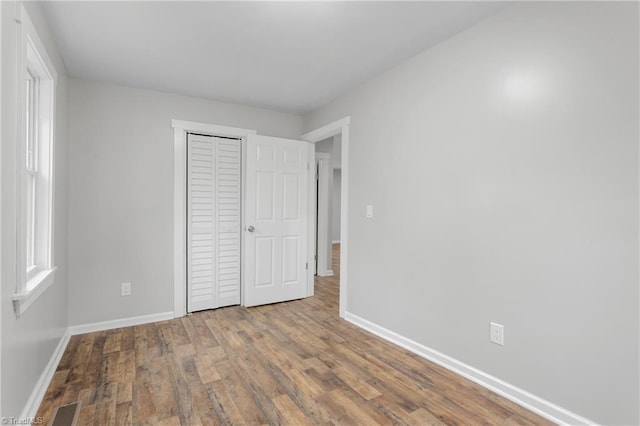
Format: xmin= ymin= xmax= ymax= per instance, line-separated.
xmin=12 ymin=5 xmax=58 ymax=316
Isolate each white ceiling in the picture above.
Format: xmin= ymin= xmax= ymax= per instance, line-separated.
xmin=42 ymin=1 xmax=504 ymax=114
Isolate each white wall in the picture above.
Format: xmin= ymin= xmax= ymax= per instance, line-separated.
xmin=315 ymin=137 xmax=333 ymax=155
xmin=332 ymin=169 xmax=341 ymax=243
xmin=331 ymin=134 xmax=342 ymax=169
xmin=68 ymin=79 xmax=303 ymax=326
xmin=1 ymin=2 xmax=69 ymax=417
xmin=304 ymin=3 xmax=639 ymax=424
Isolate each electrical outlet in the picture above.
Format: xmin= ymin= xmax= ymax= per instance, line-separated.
xmin=490 ymin=322 xmax=504 ymax=346
xmin=121 ymin=282 xmax=131 ymax=296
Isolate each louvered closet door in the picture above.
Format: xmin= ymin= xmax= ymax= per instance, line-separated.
xmin=187 ymin=134 xmax=241 ymax=312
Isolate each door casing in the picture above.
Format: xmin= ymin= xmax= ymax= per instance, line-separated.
xmin=315 ymin=152 xmax=332 ymax=277
xmin=172 ymin=120 xmax=256 ymax=318
xmin=302 ymin=117 xmax=350 ymax=318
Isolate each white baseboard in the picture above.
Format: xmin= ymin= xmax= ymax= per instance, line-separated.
xmin=69 ymin=311 xmax=175 ymax=335
xmin=20 ymin=328 xmax=71 ymax=421
xmin=318 ymin=270 xmax=334 ymax=277
xmin=331 ymin=240 xmax=340 ymax=244
xmin=344 ymin=312 xmax=596 ymax=426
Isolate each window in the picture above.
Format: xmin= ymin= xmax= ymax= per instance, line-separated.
xmin=13 ymin=6 xmax=58 ymax=316
xmin=25 ymin=67 xmax=37 ymax=273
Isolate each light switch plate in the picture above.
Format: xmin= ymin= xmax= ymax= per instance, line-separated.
xmin=366 ymin=205 xmax=374 ymax=218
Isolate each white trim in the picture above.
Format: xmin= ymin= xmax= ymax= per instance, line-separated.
xmin=171 ymin=120 xmax=256 ymax=139
xmin=303 ymin=117 xmax=350 ymax=142
xmin=307 ymin=144 xmax=316 ymax=296
xmin=172 ymin=119 xmax=256 ymax=318
xmin=337 ymin=121 xmax=349 ymax=315
xmin=173 ymin=126 xmax=186 ymax=317
xmin=303 ymin=117 xmax=350 ymax=318
xmin=20 ymin=5 xmax=58 ymax=84
xmin=315 ymin=153 xmax=331 ymax=276
xmin=344 ymin=311 xmax=597 ymax=426
xmin=12 ymin=266 xmax=57 ymax=316
xmin=14 ymin=5 xmax=58 ymax=316
xmin=241 ymin=137 xmax=248 ymax=305
xmin=331 ymin=240 xmax=341 ymax=244
xmin=69 ymin=311 xmax=175 ymax=336
xmin=20 ymin=329 xmax=70 ymax=422
xmin=323 ymin=270 xmax=334 ymax=277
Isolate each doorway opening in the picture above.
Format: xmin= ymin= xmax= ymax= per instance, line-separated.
xmin=302 ymin=117 xmax=350 ymax=318
xmin=314 ymin=152 xmax=332 ymax=276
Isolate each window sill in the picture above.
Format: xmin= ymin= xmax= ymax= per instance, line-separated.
xmin=12 ymin=266 xmax=57 ymax=316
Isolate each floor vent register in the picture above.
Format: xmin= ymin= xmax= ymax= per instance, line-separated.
xmin=48 ymin=402 xmax=80 ymax=426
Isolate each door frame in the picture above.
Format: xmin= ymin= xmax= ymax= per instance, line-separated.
xmin=172 ymin=119 xmax=256 ymax=318
xmin=315 ymin=152 xmax=332 ymax=276
xmin=302 ymin=117 xmax=350 ymax=318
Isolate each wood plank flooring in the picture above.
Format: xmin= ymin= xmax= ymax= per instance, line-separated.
xmin=36 ymin=245 xmax=554 ymax=425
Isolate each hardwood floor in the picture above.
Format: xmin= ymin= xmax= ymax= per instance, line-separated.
xmin=36 ymin=244 xmax=553 ymax=425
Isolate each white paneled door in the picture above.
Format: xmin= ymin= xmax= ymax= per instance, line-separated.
xmin=244 ymin=134 xmax=311 ymax=307
xmin=187 ymin=134 xmax=241 ymax=312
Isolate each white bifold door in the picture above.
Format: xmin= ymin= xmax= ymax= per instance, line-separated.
xmin=244 ymin=134 xmax=311 ymax=307
xmin=187 ymin=134 xmax=242 ymax=312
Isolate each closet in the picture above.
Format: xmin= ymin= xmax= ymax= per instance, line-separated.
xmin=186 ymin=133 xmax=241 ymax=312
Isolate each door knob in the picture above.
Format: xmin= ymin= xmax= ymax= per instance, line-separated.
xmin=247 ymin=226 xmax=255 ymax=232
